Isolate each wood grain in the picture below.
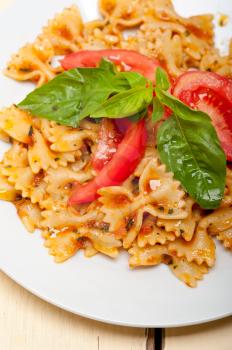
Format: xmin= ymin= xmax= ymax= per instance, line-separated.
xmin=0 ymin=271 xmax=150 ymax=350
xmin=165 ymin=317 xmax=232 ymax=350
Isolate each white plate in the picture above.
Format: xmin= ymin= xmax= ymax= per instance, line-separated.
xmin=0 ymin=0 xmax=232 ymax=328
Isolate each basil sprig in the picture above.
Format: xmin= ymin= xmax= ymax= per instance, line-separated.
xmin=18 ymin=59 xmax=151 ymax=127
xmin=17 ymin=58 xmax=226 ymax=209
xmin=155 ymin=68 xmax=226 ymax=209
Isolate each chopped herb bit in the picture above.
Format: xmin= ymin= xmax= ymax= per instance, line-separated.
xmin=15 ymin=194 xmax=22 ymax=201
xmin=99 ymin=222 xmax=110 ymax=232
xmin=54 ymin=157 xmax=60 ymax=161
xmin=52 ymin=105 xmax=59 ymax=111
xmin=158 ymin=206 xmax=164 ymax=211
xmin=19 ymin=68 xmax=31 ymax=72
xmin=168 ymin=208 xmax=174 ymax=215
xmin=77 ymin=236 xmax=87 ymax=247
xmin=28 ymin=126 xmax=33 ymax=136
xmin=173 ymin=265 xmax=178 ymax=270
xmin=163 ymin=254 xmax=173 ymax=265
xmin=126 ymin=217 xmax=135 ymax=231
xmin=218 ymin=14 xmax=228 ymax=27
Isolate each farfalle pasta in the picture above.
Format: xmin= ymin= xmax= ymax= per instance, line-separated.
xmin=0 ymin=0 xmax=232 ymax=288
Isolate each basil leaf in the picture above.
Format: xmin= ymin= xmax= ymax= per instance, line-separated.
xmin=18 ymin=67 xmax=130 ymax=127
xmin=90 ymin=87 xmax=153 ymax=119
xmin=78 ymin=68 xmax=130 ymax=119
xmin=117 ymin=71 xmax=148 ymax=88
xmin=152 ymin=97 xmax=164 ymax=122
xmin=156 ymin=67 xmax=170 ymax=91
xmin=128 ymin=108 xmax=147 ymax=122
xmin=99 ymin=58 xmax=117 ymax=73
xmin=157 ymin=114 xmax=226 ymax=209
xmin=18 ymin=69 xmax=84 ymax=127
xmin=155 ymin=87 xmax=210 ymax=122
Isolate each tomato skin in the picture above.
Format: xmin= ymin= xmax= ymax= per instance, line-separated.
xmin=61 ymin=49 xmax=161 ymax=81
xmin=92 ymin=119 xmax=123 ymax=172
xmin=173 ymin=71 xmax=232 ymax=161
xmin=68 ymin=120 xmax=147 ymax=205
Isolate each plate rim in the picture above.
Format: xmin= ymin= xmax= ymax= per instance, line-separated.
xmin=1 ymin=264 xmax=231 ymax=328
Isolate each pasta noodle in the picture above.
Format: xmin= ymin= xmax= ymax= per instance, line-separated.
xmin=0 ymin=0 xmax=231 ymax=287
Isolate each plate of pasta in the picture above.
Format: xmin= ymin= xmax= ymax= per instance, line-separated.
xmin=0 ymin=0 xmax=232 ymax=327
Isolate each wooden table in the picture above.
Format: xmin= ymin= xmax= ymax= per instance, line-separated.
xmin=0 ymin=271 xmax=231 ymax=350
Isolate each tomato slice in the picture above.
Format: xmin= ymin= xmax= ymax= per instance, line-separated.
xmin=61 ymin=49 xmax=161 ymax=81
xmin=92 ymin=119 xmax=123 ymax=172
xmin=173 ymin=71 xmax=232 ymax=161
xmin=68 ymin=120 xmax=147 ymax=205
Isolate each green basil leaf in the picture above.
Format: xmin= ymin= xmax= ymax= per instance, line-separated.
xmin=18 ymin=67 xmax=131 ymax=127
xmin=157 ymin=114 xmax=226 ymax=209
xmin=117 ymin=71 xmax=148 ymax=88
xmin=99 ymin=58 xmax=117 ymax=74
xmin=90 ymin=87 xmax=153 ymax=119
xmin=155 ymin=87 xmax=210 ymax=123
xmin=18 ymin=69 xmax=84 ymax=127
xmin=128 ymin=108 xmax=147 ymax=122
xmin=152 ymin=97 xmax=164 ymax=122
xmin=155 ymin=67 xmax=170 ymax=91
xmin=78 ymin=68 xmax=130 ymax=119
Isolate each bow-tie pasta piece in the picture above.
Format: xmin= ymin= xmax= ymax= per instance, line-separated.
xmin=168 ymin=256 xmax=209 ymax=288
xmin=5 ymin=167 xmax=34 ymax=199
xmin=137 ymin=214 xmax=175 ymax=248
xmin=217 ymin=229 xmax=232 ymax=250
xmin=45 ymin=167 xmax=93 ymax=194
xmin=98 ymin=186 xmax=135 ymax=232
xmin=50 ymin=129 xmax=97 ymax=153
xmin=5 ymin=6 xmax=83 ymax=86
xmin=221 ymin=168 xmax=232 ymax=208
xmin=53 ymin=151 xmax=78 ymax=168
xmin=44 ymin=229 xmax=80 ymax=262
xmin=0 ymin=129 xmax=10 ymax=143
xmin=2 ymin=141 xmax=28 ymax=171
xmin=30 ymin=177 xmax=47 ymax=206
xmin=123 ymin=209 xmax=144 ymax=249
xmin=99 ymin=0 xmax=145 ymax=27
xmin=156 ymin=198 xmax=202 ymax=241
xmin=15 ymin=199 xmax=42 ymax=232
xmin=139 ymin=159 xmax=186 ymax=218
xmin=41 ymin=208 xmax=99 ymax=230
xmin=41 ymin=5 xmax=83 ymax=55
xmin=0 ymin=107 xmax=32 ymax=144
xmin=38 ymin=119 xmax=72 ymax=145
xmin=28 ymin=128 xmax=57 ymax=174
xmin=202 ymin=207 xmax=232 ymax=250
xmin=168 ymin=226 xmax=216 ymax=267
xmin=4 ymin=39 xmax=56 ymax=86
xmin=129 ymin=244 xmax=168 ymax=267
xmin=77 ymin=227 xmax=122 ymax=258
xmin=0 ymin=172 xmax=19 ymax=201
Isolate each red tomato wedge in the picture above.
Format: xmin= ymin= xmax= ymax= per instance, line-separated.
xmin=92 ymin=119 xmax=123 ymax=172
xmin=61 ymin=49 xmax=161 ymax=81
xmin=173 ymin=71 xmax=232 ymax=161
xmin=68 ymin=120 xmax=147 ymax=205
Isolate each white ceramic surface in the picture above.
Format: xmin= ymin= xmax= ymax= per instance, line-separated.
xmin=0 ymin=0 xmax=232 ymax=328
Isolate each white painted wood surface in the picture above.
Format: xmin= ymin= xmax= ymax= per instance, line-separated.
xmin=0 ymin=271 xmax=147 ymax=350
xmin=165 ymin=317 xmax=232 ymax=350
